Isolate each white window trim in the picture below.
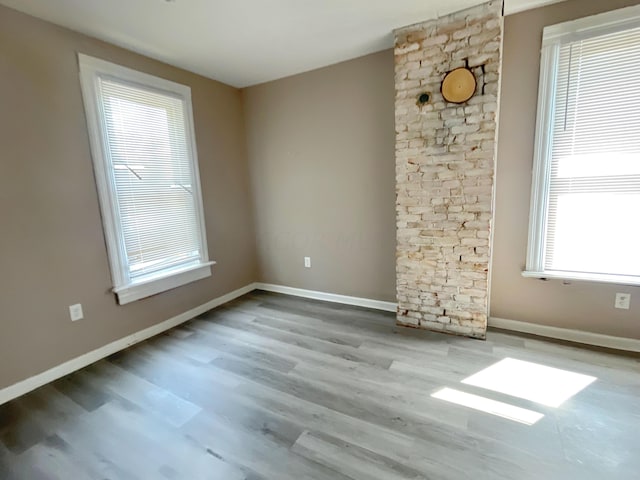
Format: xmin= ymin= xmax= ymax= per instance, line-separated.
xmin=524 ymin=4 xmax=640 ymax=286
xmin=78 ymin=54 xmax=214 ymax=304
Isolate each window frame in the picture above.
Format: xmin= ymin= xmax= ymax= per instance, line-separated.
xmin=524 ymin=5 xmax=640 ymax=287
xmin=78 ymin=54 xmax=214 ymax=304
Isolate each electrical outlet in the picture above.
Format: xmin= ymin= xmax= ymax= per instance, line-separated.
xmin=304 ymin=256 xmax=311 ymax=268
xmin=614 ymin=293 xmax=631 ymax=310
xmin=69 ymin=304 xmax=84 ymax=321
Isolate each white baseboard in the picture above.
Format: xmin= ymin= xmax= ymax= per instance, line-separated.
xmin=252 ymin=285 xmax=639 ymax=352
xmin=489 ymin=317 xmax=640 ymax=353
xmin=254 ymin=283 xmax=398 ymax=313
xmin=0 ymin=283 xmax=257 ymax=406
xmin=4 ymin=283 xmax=638 ymax=406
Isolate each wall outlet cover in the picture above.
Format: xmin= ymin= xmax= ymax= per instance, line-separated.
xmin=69 ymin=304 xmax=84 ymax=321
xmin=615 ymin=293 xmax=631 ymax=310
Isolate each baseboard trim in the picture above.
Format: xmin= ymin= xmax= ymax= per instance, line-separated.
xmin=489 ymin=317 xmax=640 ymax=353
xmin=5 ymin=284 xmax=638 ymax=405
xmin=251 ymin=285 xmax=640 ymax=352
xmin=254 ymin=283 xmax=398 ymax=313
xmin=0 ymin=283 xmax=257 ymax=406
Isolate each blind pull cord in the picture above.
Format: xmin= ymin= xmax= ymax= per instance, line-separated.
xmin=563 ymin=43 xmax=573 ymax=132
xmin=125 ymin=165 xmax=143 ymax=181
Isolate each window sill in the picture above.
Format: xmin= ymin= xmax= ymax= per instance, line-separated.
xmin=522 ymin=270 xmax=640 ymax=287
xmin=114 ymin=261 xmax=215 ymax=305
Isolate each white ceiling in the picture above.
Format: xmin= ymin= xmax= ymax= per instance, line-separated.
xmin=0 ymin=0 xmax=564 ymax=87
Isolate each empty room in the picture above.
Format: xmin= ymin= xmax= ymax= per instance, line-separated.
xmin=1 ymin=0 xmax=639 ymax=478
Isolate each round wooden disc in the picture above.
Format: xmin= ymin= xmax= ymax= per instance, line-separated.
xmin=441 ymin=67 xmax=477 ymax=104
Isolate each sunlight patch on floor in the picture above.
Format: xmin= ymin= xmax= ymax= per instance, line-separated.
xmin=461 ymin=357 xmax=597 ymax=408
xmin=431 ymin=388 xmax=545 ymax=425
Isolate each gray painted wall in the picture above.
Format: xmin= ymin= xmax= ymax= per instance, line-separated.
xmin=491 ymin=0 xmax=640 ymax=339
xmin=243 ymin=51 xmax=397 ymax=302
xmin=0 ymin=5 xmax=258 ymax=390
xmin=244 ymin=0 xmax=640 ymax=340
xmin=2 ymin=0 xmax=639 ymax=393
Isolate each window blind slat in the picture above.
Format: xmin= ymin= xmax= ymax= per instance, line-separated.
xmin=543 ymin=25 xmax=640 ymax=277
xmin=97 ymin=78 xmax=203 ymax=280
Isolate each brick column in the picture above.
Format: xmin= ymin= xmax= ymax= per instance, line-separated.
xmin=394 ymin=1 xmax=503 ymax=339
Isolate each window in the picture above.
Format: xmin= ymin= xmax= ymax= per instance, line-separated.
xmin=79 ymin=54 xmax=213 ymax=304
xmin=524 ymin=5 xmax=640 ymax=286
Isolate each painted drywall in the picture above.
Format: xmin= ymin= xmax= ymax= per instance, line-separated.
xmin=243 ymin=0 xmax=640 ymax=339
xmin=491 ymin=0 xmax=640 ymax=339
xmin=3 ymin=0 xmax=640 ymax=397
xmin=243 ymin=51 xmax=396 ymax=302
xmin=0 ymin=5 xmax=258 ymax=390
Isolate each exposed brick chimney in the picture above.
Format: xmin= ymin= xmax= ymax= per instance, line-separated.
xmin=394 ymin=1 xmax=503 ymax=339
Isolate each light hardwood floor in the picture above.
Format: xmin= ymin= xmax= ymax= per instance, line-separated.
xmin=1 ymin=290 xmax=639 ymax=479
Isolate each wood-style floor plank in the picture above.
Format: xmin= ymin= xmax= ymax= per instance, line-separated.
xmin=1 ymin=290 xmax=639 ymax=479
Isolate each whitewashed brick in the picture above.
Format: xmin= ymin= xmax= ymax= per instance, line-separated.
xmin=395 ymin=1 xmax=502 ymax=339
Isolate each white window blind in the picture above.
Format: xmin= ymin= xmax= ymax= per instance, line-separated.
xmin=526 ymin=6 xmax=640 ymax=285
xmin=100 ymin=80 xmax=202 ymax=279
xmin=545 ymin=27 xmax=640 ymax=277
xmin=79 ymin=55 xmax=212 ymax=304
